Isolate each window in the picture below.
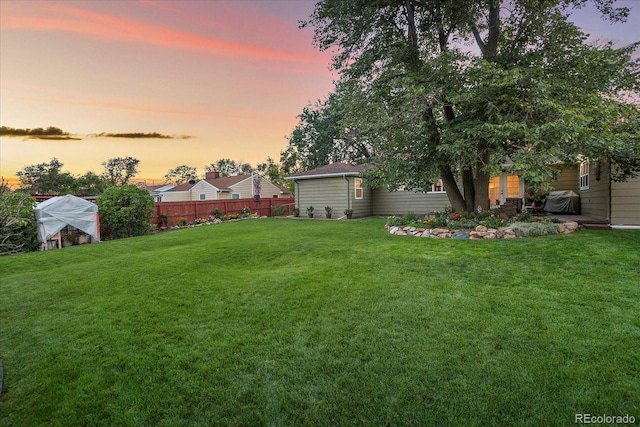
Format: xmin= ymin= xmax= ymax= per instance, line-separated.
xmin=506 ymin=175 xmax=520 ymax=198
xmin=199 ymin=193 xmax=206 ymax=200
xmin=154 ymin=195 xmax=163 ymax=202
xmin=489 ymin=176 xmax=501 ymax=206
xmin=429 ymin=179 xmax=445 ymax=193
xmin=272 ymin=194 xmax=279 ymax=198
xmin=354 ymin=178 xmax=363 ymax=199
xmin=232 ymin=193 xmax=240 ymax=199
xmin=580 ymin=161 xmax=590 ymax=190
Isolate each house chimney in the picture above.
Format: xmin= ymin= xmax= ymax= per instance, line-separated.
xmin=206 ymin=170 xmax=220 ymax=180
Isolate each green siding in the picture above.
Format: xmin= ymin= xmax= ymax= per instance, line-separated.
xmin=294 ymin=177 xmax=372 ymax=218
xmin=372 ymin=189 xmax=450 ymax=216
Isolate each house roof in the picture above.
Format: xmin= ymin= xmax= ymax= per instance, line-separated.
xmin=287 ymin=162 xmax=374 ymax=180
xmin=154 ymin=174 xmax=291 ymax=194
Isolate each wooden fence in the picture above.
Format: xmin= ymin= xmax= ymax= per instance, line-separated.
xmin=152 ymin=197 xmax=295 ymax=227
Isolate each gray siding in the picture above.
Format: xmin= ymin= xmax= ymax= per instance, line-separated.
xmin=372 ymin=189 xmax=450 ymax=216
xmin=579 ymin=160 xmax=610 ymax=221
xmin=611 ymin=176 xmax=640 ymax=225
xmin=295 ymin=177 xmax=372 ymax=218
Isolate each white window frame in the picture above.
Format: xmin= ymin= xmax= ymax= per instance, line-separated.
xmin=580 ymin=161 xmax=590 ymax=190
xmin=154 ymin=195 xmax=163 ymax=202
xmin=232 ymin=193 xmax=240 ymax=199
xmin=428 ymin=179 xmax=446 ymax=193
xmin=199 ymin=193 xmax=206 ymax=200
xmin=354 ymin=178 xmax=363 ymax=199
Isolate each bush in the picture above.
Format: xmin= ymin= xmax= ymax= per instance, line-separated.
xmin=0 ymin=190 xmax=39 ymax=254
xmin=97 ymin=185 xmax=154 ymax=240
xmin=273 ymin=205 xmax=287 ymax=216
xmin=510 ymin=222 xmax=558 ymax=237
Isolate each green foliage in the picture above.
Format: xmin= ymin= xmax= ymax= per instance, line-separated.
xmin=273 ymin=205 xmax=287 ymax=216
xmin=510 ymin=222 xmax=559 ymax=237
xmin=96 ymin=185 xmax=154 ymax=239
xmin=0 ymin=188 xmax=38 ymax=254
xmin=204 ymin=159 xmax=253 ymax=177
xmin=177 ymin=218 xmax=188 ymax=227
xmin=163 ymin=165 xmax=198 ymax=184
xmin=102 ymin=156 xmax=140 ymax=186
xmin=212 ymin=209 xmax=223 ymax=219
xmin=303 ymin=0 xmax=640 ymax=212
xmin=15 ymin=157 xmax=77 ymax=195
xmin=281 ymin=93 xmax=373 ymax=176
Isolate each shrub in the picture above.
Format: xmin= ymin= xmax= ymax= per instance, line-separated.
xmin=242 ymin=207 xmax=251 ymax=216
xmin=177 ymin=218 xmax=188 ymax=227
xmin=510 ymin=222 xmax=558 ymax=237
xmin=97 ymin=185 xmax=154 ymax=239
xmin=273 ymin=205 xmax=287 ymax=216
xmin=0 ymin=190 xmax=39 ymax=254
xmin=213 ymin=209 xmax=223 ymax=219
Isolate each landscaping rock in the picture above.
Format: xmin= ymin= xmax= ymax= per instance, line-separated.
xmin=475 ymin=225 xmax=488 ymax=233
xmin=389 ymin=226 xmax=399 ymax=235
xmin=564 ymin=221 xmax=579 ymax=232
xmin=431 ymin=228 xmax=449 ymax=235
xmin=451 ymin=231 xmax=470 ymax=239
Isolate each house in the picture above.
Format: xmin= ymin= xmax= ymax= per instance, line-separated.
xmin=551 ymin=159 xmax=640 ymax=227
xmin=150 ymin=171 xmax=291 ymax=202
xmin=286 ymin=162 xmax=454 ymax=218
xmin=288 ymin=161 xmax=640 ymax=226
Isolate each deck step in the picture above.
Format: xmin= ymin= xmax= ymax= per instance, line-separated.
xmin=582 ymin=223 xmax=612 ymax=230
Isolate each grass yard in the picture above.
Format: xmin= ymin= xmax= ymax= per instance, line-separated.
xmin=1 ymin=218 xmax=639 ymax=426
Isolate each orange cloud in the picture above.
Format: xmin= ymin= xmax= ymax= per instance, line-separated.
xmin=2 ymin=2 xmax=327 ymax=67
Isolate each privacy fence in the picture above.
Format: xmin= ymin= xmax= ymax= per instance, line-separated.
xmin=152 ymin=197 xmax=295 ymax=227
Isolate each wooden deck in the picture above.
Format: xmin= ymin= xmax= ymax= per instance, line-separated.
xmin=545 ymin=214 xmax=611 ymax=230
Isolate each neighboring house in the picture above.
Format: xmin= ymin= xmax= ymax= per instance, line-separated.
xmin=150 ymin=171 xmax=291 ymax=202
xmin=552 ymin=159 xmax=640 ymax=226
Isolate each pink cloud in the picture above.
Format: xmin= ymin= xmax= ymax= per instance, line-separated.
xmin=2 ymin=2 xmax=328 ymax=66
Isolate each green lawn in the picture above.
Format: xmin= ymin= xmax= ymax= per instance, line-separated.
xmin=1 ymin=218 xmax=639 ymax=426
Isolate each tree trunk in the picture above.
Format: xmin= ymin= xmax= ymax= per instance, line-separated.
xmin=440 ymin=165 xmax=466 ymax=212
xmin=473 ymin=149 xmax=491 ymax=212
xmin=462 ymin=167 xmax=475 ymax=212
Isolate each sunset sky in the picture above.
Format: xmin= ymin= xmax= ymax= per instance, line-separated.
xmin=1 ymin=0 xmax=638 ymax=186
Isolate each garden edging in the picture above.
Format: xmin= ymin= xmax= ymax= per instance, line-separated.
xmin=386 ymin=221 xmax=580 ymax=239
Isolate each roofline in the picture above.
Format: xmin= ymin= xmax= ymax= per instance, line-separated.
xmin=285 ymin=171 xmax=362 ymax=180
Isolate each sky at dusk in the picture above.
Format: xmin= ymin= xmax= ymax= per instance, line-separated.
xmin=1 ymin=0 xmax=638 ymax=186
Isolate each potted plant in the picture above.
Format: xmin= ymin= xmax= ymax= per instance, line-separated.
xmin=307 ymin=206 xmax=314 ymax=218
xmin=325 ymin=206 xmax=333 ymax=219
xmin=62 ymin=232 xmax=76 ymax=247
xmin=344 ymin=208 xmax=353 ymax=219
xmin=293 ymin=207 xmax=300 ymax=217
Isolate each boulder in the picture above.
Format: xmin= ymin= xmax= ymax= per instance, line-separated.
xmin=389 ymin=226 xmax=399 ymax=235
xmin=451 ymin=231 xmax=470 ymax=239
xmin=475 ymin=225 xmax=488 ymax=233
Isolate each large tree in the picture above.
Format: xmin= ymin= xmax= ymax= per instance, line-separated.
xmin=102 ymin=156 xmax=140 ymax=186
xmin=281 ymin=90 xmax=375 ymax=176
xmin=164 ymin=165 xmax=198 ymax=184
xmin=304 ymin=0 xmax=640 ymax=212
xmin=15 ymin=158 xmax=76 ymax=194
xmin=204 ymin=159 xmax=253 ymax=177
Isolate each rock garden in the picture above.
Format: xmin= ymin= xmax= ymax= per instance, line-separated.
xmin=385 ymin=208 xmax=579 ymax=239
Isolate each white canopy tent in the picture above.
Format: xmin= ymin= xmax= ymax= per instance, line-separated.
xmin=35 ymin=195 xmax=100 ymax=249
